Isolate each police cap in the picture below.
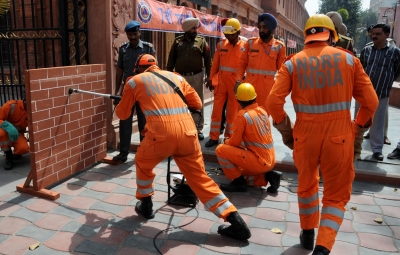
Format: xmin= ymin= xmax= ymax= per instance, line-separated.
xmin=125 ymin=20 xmax=140 ymax=32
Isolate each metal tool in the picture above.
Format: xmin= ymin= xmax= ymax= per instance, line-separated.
xmin=68 ymin=88 xmax=121 ymax=100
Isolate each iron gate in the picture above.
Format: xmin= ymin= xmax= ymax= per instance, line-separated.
xmin=0 ymin=0 xmax=88 ymax=106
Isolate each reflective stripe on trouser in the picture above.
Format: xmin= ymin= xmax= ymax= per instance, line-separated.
xmin=243 ymin=75 xmax=274 ymax=111
xmin=183 ymin=71 xmax=204 ymax=131
xmin=0 ymin=129 xmax=29 ymax=154
xmin=215 ymin=144 xmax=275 ymax=187
xmin=293 ymin=118 xmax=354 ymax=251
xmin=135 ymin=117 xmax=237 ymax=219
xmin=209 ymin=74 xmax=239 ymax=140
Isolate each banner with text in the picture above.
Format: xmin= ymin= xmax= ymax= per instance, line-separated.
xmin=136 ymin=0 xmax=259 ymax=38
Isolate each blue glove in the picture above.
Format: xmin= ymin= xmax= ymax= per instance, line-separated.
xmin=0 ymin=120 xmax=19 ymax=142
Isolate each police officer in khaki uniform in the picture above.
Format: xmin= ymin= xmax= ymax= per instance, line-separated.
xmin=166 ymin=17 xmax=211 ymax=140
xmin=114 ymin=20 xmax=156 ymax=163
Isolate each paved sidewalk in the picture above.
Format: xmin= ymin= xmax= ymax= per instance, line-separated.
xmin=1 ymin=155 xmax=400 ymax=255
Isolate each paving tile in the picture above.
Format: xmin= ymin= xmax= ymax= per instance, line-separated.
xmin=148 ymin=210 xmax=184 ymax=226
xmin=288 ymin=202 xmax=299 ymax=215
xmin=9 ymin=208 xmax=45 ymax=222
xmin=26 ymin=199 xmax=60 ymax=213
xmin=374 ymin=193 xmax=400 ymax=201
xmin=90 ymin=226 xmax=130 ymax=245
xmin=135 ymin=221 xmax=170 ymax=239
xmin=227 ymin=194 xmax=259 ymax=207
xmin=74 ymin=239 xmax=119 ymax=254
xmin=381 ymin=206 xmax=400 ymax=219
xmin=359 ymin=232 xmax=398 ymax=252
xmin=90 ymin=182 xmax=119 ymax=193
xmin=16 ymin=225 xmax=56 ymax=242
xmin=347 ymin=202 xmax=382 ymax=214
xmin=77 ymin=189 xmax=109 ymax=200
xmin=358 ymin=247 xmax=399 ymax=255
xmin=257 ymin=200 xmax=290 ymax=210
xmin=44 ymin=231 xmax=86 ymax=252
xmin=157 ymin=203 xmax=192 ymax=216
xmin=236 ymin=206 xmax=256 ymax=216
xmin=79 ymin=172 xmax=109 ymax=181
xmin=106 ymin=217 xmax=143 ymax=232
xmin=344 ymin=210 xmax=353 ymax=220
xmin=89 ymin=201 xmax=125 ymax=215
xmin=374 ymin=197 xmax=400 ymax=207
xmin=284 ymin=222 xmax=302 ymax=238
xmin=241 ymin=242 xmax=283 ymax=255
xmin=287 ymin=194 xmax=298 ymax=203
xmin=335 ymin=232 xmax=359 ymax=245
xmin=394 ymin=238 xmax=400 ymax=251
xmin=262 ymin=190 xmax=289 ymax=202
xmin=76 ymin=210 xmax=113 ymax=227
xmin=116 ymin=206 xmax=143 ymax=221
xmin=383 ymin=215 xmax=400 ymax=226
xmin=285 ymin=212 xmax=300 ymax=223
xmin=54 ymin=184 xmax=87 ymax=196
xmin=104 ymin=193 xmax=135 ymax=205
xmin=352 ymin=211 xmax=386 ymax=225
xmin=61 ymin=221 xmax=101 ymax=238
xmin=391 ymin=226 xmax=400 ymax=239
xmin=154 ymin=183 xmax=168 ymax=193
xmin=203 ymin=233 xmax=242 ymax=254
xmin=66 ymin=179 xmax=97 ymax=189
xmin=122 ymin=179 xmax=137 ymax=189
xmin=1 ymin=193 xmax=37 ymax=207
xmin=282 ymin=246 xmax=311 ymax=255
xmin=56 ymin=194 xmax=75 ymax=205
xmin=34 ymin=213 xmax=72 ymax=230
xmin=330 ymin=240 xmax=359 ymax=255
xmin=196 ymin=247 xmax=231 ymax=255
xmin=338 ymin=218 xmax=355 ymax=233
xmin=26 ymin=245 xmax=71 ymax=255
xmin=152 ymin=191 xmax=167 ymax=202
xmin=180 ymin=216 xmax=214 ymax=233
xmin=160 ymin=239 xmax=201 ymax=255
xmin=349 ymin=194 xmax=376 ymax=205
xmin=168 ymin=228 xmax=208 ymax=245
xmin=249 ymin=217 xmax=286 ymax=232
xmin=64 ymin=196 xmax=99 ymax=210
xmin=254 ymin=207 xmax=286 ymax=222
xmin=115 ymin=246 xmax=153 ymax=255
xmin=0 ymin=235 xmax=38 ymax=255
xmin=0 ymin=217 xmax=30 ymax=235
xmin=122 ymin=234 xmax=165 ymax=254
xmin=281 ymin=234 xmax=301 ymax=247
xmin=50 ymin=206 xmax=85 ymax=219
xmin=104 ymin=177 xmax=130 ymax=186
xmin=109 ymin=170 xmax=135 ymax=179
xmin=0 ymin=192 xmax=14 ymax=202
xmin=0 ymin=233 xmax=9 ymax=244
xmin=248 ymin=227 xmax=281 ymax=246
xmin=0 ymin=202 xmax=22 ymax=216
xmin=353 ymin=222 xmax=393 ymax=237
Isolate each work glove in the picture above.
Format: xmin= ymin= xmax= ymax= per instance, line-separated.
xmin=0 ymin=120 xmax=19 ymax=142
xmin=273 ymin=115 xmax=294 ymax=150
xmin=205 ymin=80 xmax=213 ymax=92
xmin=353 ymin=121 xmax=369 ymax=162
xmin=113 ymin=97 xmax=121 ymax=106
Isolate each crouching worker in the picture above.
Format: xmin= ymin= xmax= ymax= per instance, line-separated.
xmin=215 ymin=83 xmax=282 ymax=193
xmin=115 ymin=54 xmax=251 ymax=240
xmin=0 ymin=98 xmax=29 ymax=170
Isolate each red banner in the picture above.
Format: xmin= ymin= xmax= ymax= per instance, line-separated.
xmin=136 ymin=0 xmax=258 ymax=38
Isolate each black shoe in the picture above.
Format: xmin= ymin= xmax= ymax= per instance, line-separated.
xmin=372 ymin=152 xmax=384 ymax=161
xmin=384 ymin=136 xmax=391 ymax=145
xmin=112 ymin=153 xmax=128 ymax=163
xmin=220 ymin=176 xmax=247 ymax=192
xmin=217 ymin=212 xmax=251 ymax=240
xmin=14 ymin=154 xmax=22 ymax=160
xmin=4 ymin=150 xmax=14 ymax=170
xmin=300 ymin=229 xmax=315 ymax=250
xmin=265 ymin=170 xmax=282 ymax=192
xmin=198 ymin=132 xmax=204 ymax=141
xmin=135 ymin=196 xmax=155 ymax=219
xmin=388 ymin=148 xmax=400 ymax=159
xmin=312 ymin=245 xmax=330 ymax=255
xmin=205 ymin=139 xmax=219 ymax=148
xmin=364 ymin=132 xmax=370 ymax=139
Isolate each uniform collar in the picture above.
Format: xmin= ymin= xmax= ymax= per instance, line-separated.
xmin=304 ymin=41 xmax=328 ymax=49
xmin=127 ymin=39 xmax=144 ymax=49
xmin=244 ymin=103 xmax=258 ymax=110
xmin=144 ymin=65 xmax=161 ymax=73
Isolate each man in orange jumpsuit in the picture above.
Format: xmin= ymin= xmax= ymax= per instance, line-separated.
xmin=215 ymin=83 xmax=282 ymax=193
xmin=266 ymin=15 xmax=378 ymax=255
xmin=205 ymin=18 xmax=248 ymax=148
xmin=235 ymin=13 xmax=286 ymax=109
xmin=0 ymin=98 xmax=29 ymax=170
xmin=115 ymin=54 xmax=251 ymax=240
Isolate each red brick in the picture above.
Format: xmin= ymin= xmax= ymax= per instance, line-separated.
xmin=84 ymin=155 xmax=96 ymax=167
xmin=92 ymin=81 xmax=105 ymax=91
xmin=79 ymin=100 xmax=91 ymax=109
xmin=50 ymin=125 xmax=66 ymax=137
xmin=70 ymin=144 xmax=84 ymax=156
xmin=65 ymin=102 xmax=80 ymax=114
xmin=31 ymin=110 xmax=50 ymax=124
xmin=80 ymin=149 xmax=93 ymax=160
xmin=53 ymin=97 xmax=69 ymax=107
xmin=94 ymin=136 xmax=107 ymax=146
xmin=91 ymin=114 xmax=104 ymax=124
xmin=67 ymin=92 xmax=83 ymax=104
xmin=85 ymin=124 xmax=96 ymax=134
xmin=77 ymin=65 xmax=91 ymax=74
xmin=39 ymin=155 xmax=57 ymax=169
xmin=56 ymin=76 xmax=72 ymax=87
xmin=36 ymin=118 xmax=54 ymax=131
xmin=33 ymin=129 xmax=51 ymax=141
xmin=70 ymin=128 xmax=83 ymax=138
xmin=71 ymin=75 xmax=86 ymax=85
xmin=79 ymin=83 xmax=92 ymax=92
xmin=48 ymin=67 xmax=64 ymax=78
xmin=85 ymin=73 xmax=98 ymax=82
xmin=34 ymin=148 xmax=52 ymax=161
xmin=39 ymin=137 xmax=55 ymax=150
xmin=54 ymin=115 xmax=70 ymax=125
xmin=82 ymin=108 xmax=94 ymax=117
xmin=66 ymin=120 xmax=80 ymax=131
xmin=67 ymin=137 xmax=80 ymax=148
xmin=91 ymin=65 xmax=103 ymax=73
xmin=71 ymin=161 xmax=85 ymax=173
xmin=91 ymin=98 xmax=104 ymax=107
xmin=95 ymin=150 xmax=107 ymax=161
xmin=63 ymin=66 xmax=78 ymax=76
xmin=29 ymin=80 xmax=41 ymax=91
xmin=36 ymin=166 xmax=54 ymax=179
xmin=31 ymin=89 xmax=49 ymax=100
xmin=95 ymin=121 xmax=106 ymax=130
xmin=79 ymin=116 xmax=91 ymax=127
xmin=91 ymin=129 xmax=103 ymax=139
xmin=36 ymin=98 xmax=54 ymax=111
xmin=40 ymin=78 xmax=58 ymax=90
xmin=28 ymin=69 xmax=48 ymax=81
xmin=54 ymin=133 xmax=70 ymax=144
xmin=52 ymin=142 xmax=67 ymax=155
xmin=48 ymin=87 xmax=65 ymax=97
xmin=56 ymin=149 xmax=71 ymax=162
xmin=98 ymin=72 xmax=106 ymax=81
xmin=37 ymin=173 xmax=59 ymax=189
xmin=55 ymin=162 xmax=70 ymax=176
xmin=69 ymin=111 xmax=83 ymax=121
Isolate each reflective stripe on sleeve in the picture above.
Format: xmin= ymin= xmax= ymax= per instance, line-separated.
xmin=285 ymin=60 xmax=294 ymax=74
xmin=128 ymin=79 xmax=137 ymax=89
xmin=243 ymin=113 xmax=253 ymax=125
xmin=144 ymin=107 xmax=189 ymax=116
xmin=246 ymin=68 xmax=276 ymax=76
xmin=244 ymin=141 xmax=274 ymax=149
xmin=205 ymin=193 xmax=226 ymax=209
xmin=220 ymin=66 xmax=237 ymax=72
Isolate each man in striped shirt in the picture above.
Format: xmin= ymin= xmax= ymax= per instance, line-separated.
xmin=360 ymin=23 xmax=400 ymax=161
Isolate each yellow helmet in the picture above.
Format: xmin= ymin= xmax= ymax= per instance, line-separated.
xmin=236 ymin=83 xmax=257 ymax=101
xmin=303 ymin=14 xmax=338 ymax=43
xmin=222 ymin=18 xmax=241 ymax=34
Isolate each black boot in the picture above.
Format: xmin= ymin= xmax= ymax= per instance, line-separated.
xmin=112 ymin=152 xmax=128 ymax=163
xmin=220 ymin=176 xmax=247 ymax=192
xmin=135 ymin=196 xmax=155 ymax=219
xmin=205 ymin=139 xmax=219 ymax=148
xmin=312 ymin=245 xmax=330 ymax=255
xmin=265 ymin=170 xmax=282 ymax=193
xmin=300 ymin=229 xmax=315 ymax=250
xmin=217 ymin=211 xmax=251 ymax=240
xmin=4 ymin=150 xmax=14 ymax=170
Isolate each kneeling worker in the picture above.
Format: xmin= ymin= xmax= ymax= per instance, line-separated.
xmin=115 ymin=54 xmax=251 ymax=240
xmin=215 ymin=83 xmax=282 ymax=193
xmin=0 ymin=97 xmax=29 ymax=170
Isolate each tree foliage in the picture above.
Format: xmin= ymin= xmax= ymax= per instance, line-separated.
xmin=353 ymin=9 xmax=378 ymax=52
xmin=337 ymin=8 xmax=349 ymax=21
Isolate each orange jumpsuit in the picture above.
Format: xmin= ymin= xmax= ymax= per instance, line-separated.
xmin=116 ymin=65 xmax=237 ymax=220
xmin=236 ymin=37 xmax=286 ymax=109
xmin=0 ymin=100 xmax=29 ymax=154
xmin=209 ymin=37 xmax=247 ymax=140
xmin=216 ymin=103 xmax=275 ymax=187
xmin=266 ymin=42 xmax=378 ymax=251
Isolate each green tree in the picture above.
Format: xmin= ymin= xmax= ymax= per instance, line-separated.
xmin=337 ymin=8 xmax=349 ymax=21
xmin=354 ymin=9 xmax=378 ymax=52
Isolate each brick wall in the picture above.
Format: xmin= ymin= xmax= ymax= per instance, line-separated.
xmin=24 ymin=64 xmax=107 ymax=189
